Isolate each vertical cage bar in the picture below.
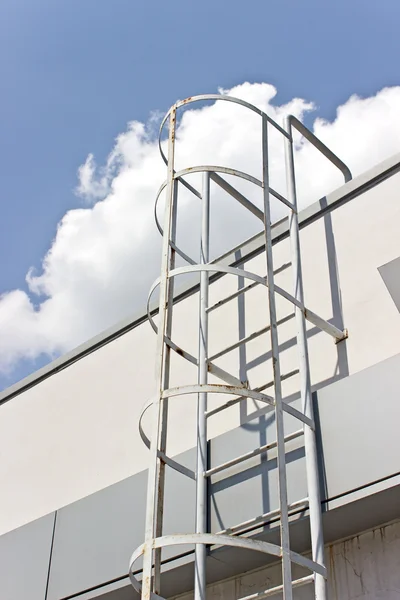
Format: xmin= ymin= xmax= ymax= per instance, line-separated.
xmin=284 ymin=117 xmax=327 ymax=600
xmin=262 ymin=115 xmax=293 ymax=599
xmin=141 ymin=108 xmax=177 ymax=600
xmin=194 ymin=172 xmax=211 ymax=600
xmin=153 ymin=181 xmax=179 ymax=594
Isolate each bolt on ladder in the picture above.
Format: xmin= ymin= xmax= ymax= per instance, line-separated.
xmin=129 ymin=94 xmax=351 ymax=600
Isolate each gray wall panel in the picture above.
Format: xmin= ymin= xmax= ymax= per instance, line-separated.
xmin=47 ymin=451 xmax=196 ymax=600
xmin=0 ymin=512 xmax=55 ymax=600
xmin=209 ymin=404 xmax=307 ymax=532
xmin=4 ymin=352 xmax=400 ymax=599
xmin=317 ymin=351 xmax=400 ymax=499
xmin=379 ymin=256 xmax=400 ymax=312
xmin=46 ymin=473 xmax=147 ymax=600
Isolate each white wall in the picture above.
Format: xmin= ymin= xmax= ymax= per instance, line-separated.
xmin=0 ymin=171 xmax=399 ymax=535
xmin=171 ymin=520 xmax=400 ymax=600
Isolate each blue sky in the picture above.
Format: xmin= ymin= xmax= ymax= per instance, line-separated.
xmin=1 ymin=0 xmax=400 ymax=390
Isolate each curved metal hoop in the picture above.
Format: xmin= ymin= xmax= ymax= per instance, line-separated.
xmin=155 ymin=94 xmax=272 ymax=269
xmin=145 ymin=263 xmax=271 ymax=389
xmin=158 ymin=94 xmax=290 ymax=170
xmin=147 ymin=263 xmax=268 ymax=332
xmin=128 ymin=533 xmax=326 ymax=599
xmin=138 ymin=382 xmax=274 ymax=482
xmin=146 ymin=262 xmax=304 ymax=368
xmin=138 ymin=398 xmax=196 ymax=480
xmin=139 ymin=379 xmax=314 ymax=485
xmin=154 ymin=165 xmax=264 ymax=266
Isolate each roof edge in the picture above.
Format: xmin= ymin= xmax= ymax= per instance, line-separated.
xmin=1 ymin=152 xmax=400 ymax=405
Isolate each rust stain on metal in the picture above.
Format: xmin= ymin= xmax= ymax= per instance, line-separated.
xmin=170 ymin=111 xmax=176 ymax=143
xmin=335 ymin=328 xmax=349 ymax=345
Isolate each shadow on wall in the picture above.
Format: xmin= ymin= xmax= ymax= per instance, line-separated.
xmin=208 ymin=208 xmax=349 ymax=531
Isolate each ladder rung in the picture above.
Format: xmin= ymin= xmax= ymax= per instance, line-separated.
xmin=207 ymin=362 xmax=247 ymax=388
xmin=205 ymin=393 xmax=251 ymax=418
xmin=205 ymin=429 xmax=304 ymax=478
xmin=208 ymin=313 xmax=294 ymax=362
xmin=290 ymin=551 xmax=326 ymax=577
xmin=238 ymin=574 xmax=314 ymax=600
xmin=304 ymin=307 xmax=347 ymax=342
xmin=209 ymin=325 xmax=270 ymax=362
xmin=255 ymin=369 xmax=299 ymax=393
xmin=218 ymin=498 xmax=309 ymax=536
xmin=205 ymin=369 xmax=298 ymax=419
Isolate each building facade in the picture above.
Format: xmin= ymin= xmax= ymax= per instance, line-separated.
xmin=0 ymin=111 xmax=400 ymax=599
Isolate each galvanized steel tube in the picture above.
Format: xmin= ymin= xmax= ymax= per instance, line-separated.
xmin=284 ymin=116 xmax=327 ymax=600
xmin=194 ymin=172 xmax=210 ymax=600
xmin=262 ymin=115 xmax=293 ymax=599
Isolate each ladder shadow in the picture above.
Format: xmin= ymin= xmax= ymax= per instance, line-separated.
xmin=233 ymin=208 xmax=349 ymax=520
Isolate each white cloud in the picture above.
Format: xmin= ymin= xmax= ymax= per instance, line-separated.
xmin=76 ymin=153 xmax=107 ymax=202
xmin=1 ymin=82 xmax=400 ymax=377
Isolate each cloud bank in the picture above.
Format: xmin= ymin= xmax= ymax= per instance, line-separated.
xmin=1 ymin=82 xmax=400 ymax=378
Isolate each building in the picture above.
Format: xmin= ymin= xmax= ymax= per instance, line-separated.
xmin=0 ymin=96 xmax=400 ymax=600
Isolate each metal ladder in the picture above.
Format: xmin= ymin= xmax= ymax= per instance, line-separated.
xmin=129 ymin=94 xmax=351 ymax=600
